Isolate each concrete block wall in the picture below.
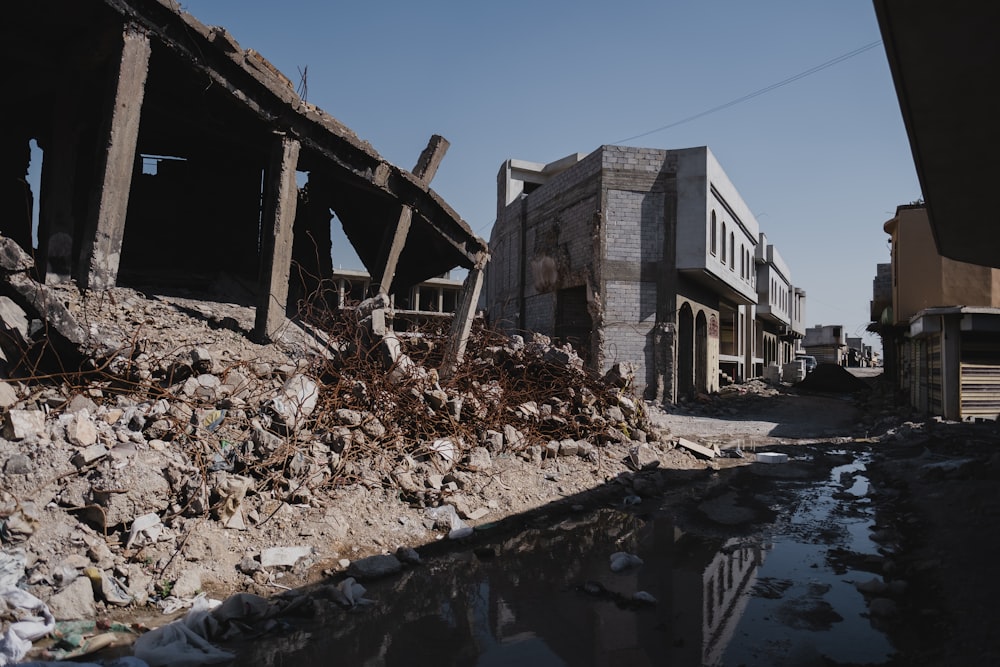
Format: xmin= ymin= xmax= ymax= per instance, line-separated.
xmin=524 ymin=292 xmax=556 ymax=334
xmin=603 ymin=280 xmax=658 ymax=392
xmin=606 ymin=189 xmax=664 ymax=264
xmin=485 ymin=206 xmax=524 ymax=331
xmin=486 ymin=149 xmax=603 ymax=337
xmin=601 ymin=145 xmax=675 ymax=175
xmin=597 ymin=146 xmax=673 ymax=397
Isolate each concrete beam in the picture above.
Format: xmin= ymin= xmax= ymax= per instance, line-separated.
xmin=255 ymin=134 xmax=301 ymax=342
xmin=412 ymin=134 xmax=450 ymax=184
xmin=371 ymin=135 xmax=450 ymax=296
xmin=440 ymin=252 xmax=488 ymax=379
xmin=78 ymin=25 xmax=151 ymax=291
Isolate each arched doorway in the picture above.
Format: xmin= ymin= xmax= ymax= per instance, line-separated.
xmin=678 ymin=303 xmax=694 ymax=397
xmin=696 ymin=310 xmax=708 ymax=393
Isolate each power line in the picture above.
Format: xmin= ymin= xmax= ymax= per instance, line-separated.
xmin=614 ymin=40 xmax=883 ymax=144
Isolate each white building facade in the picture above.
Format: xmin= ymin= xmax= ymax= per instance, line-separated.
xmin=486 ymin=145 xmax=806 ymax=402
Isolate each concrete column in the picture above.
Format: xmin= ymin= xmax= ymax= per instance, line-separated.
xmin=941 ymin=314 xmax=961 ymax=419
xmin=374 ymin=207 xmax=412 ymax=296
xmin=78 ymin=25 xmax=151 ymax=291
xmin=255 ymin=134 xmax=301 ymax=342
xmin=742 ymin=306 xmax=755 ymax=380
xmin=441 ymin=254 xmax=487 ymax=378
xmin=413 ymin=286 xmax=421 ymax=311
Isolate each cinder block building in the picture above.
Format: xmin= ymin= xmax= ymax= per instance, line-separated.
xmin=486 ymin=145 xmax=804 ymax=402
xmin=803 ymin=324 xmax=848 ymax=366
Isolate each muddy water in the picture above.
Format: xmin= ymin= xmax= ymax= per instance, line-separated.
xmin=228 ymin=447 xmax=895 ymax=666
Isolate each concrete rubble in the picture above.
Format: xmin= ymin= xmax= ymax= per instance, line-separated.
xmin=0 ymin=253 xmax=711 ymax=663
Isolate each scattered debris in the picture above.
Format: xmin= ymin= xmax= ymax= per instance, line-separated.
xmin=675 ymin=437 xmax=719 ymax=459
xmin=796 ymin=363 xmax=871 ymax=393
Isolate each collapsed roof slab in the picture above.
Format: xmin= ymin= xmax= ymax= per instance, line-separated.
xmin=2 ymin=0 xmax=486 ymax=334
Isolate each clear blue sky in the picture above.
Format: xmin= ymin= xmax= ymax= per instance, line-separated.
xmin=178 ymin=0 xmax=918 ymax=352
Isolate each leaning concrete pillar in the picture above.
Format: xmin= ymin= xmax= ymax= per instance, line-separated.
xmin=79 ymin=25 xmax=151 ymax=291
xmin=255 ymin=134 xmax=301 ymax=342
xmin=371 ymin=135 xmax=450 ymax=296
xmin=440 ymin=253 xmax=488 ymax=378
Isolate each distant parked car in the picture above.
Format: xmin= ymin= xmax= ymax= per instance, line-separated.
xmin=796 ymin=354 xmax=818 ymax=374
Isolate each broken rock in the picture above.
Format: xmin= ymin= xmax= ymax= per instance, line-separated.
xmin=47 ymin=576 xmax=96 ymax=621
xmin=347 ymin=554 xmax=402 ymax=580
xmin=260 ymin=545 xmax=314 ymax=569
xmin=627 ymin=444 xmax=660 ymax=471
xmin=3 ymin=409 xmax=46 ymax=441
xmin=65 ymin=410 xmax=98 ymax=447
xmin=268 ymin=374 xmax=320 ymax=431
xmin=465 ymin=447 xmax=492 ymax=471
xmin=0 ymin=381 xmax=18 ymax=409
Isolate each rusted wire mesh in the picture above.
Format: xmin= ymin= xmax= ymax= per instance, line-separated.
xmin=1 ymin=281 xmax=650 ymax=522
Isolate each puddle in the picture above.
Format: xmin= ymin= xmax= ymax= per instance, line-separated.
xmin=718 ymin=454 xmax=893 ymax=666
xmin=223 ymin=448 xmax=896 ymax=666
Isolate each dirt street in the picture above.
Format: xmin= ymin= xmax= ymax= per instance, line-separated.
xmin=653 ymin=375 xmax=1000 ymax=666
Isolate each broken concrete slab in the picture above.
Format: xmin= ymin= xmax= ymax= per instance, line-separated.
xmin=46 ymin=575 xmax=96 ymax=621
xmin=0 ymin=235 xmax=34 ymax=273
xmin=627 ymin=444 xmax=660 ymax=471
xmin=0 ymin=296 xmax=29 ymax=345
xmin=0 ymin=381 xmax=18 ymax=408
xmin=260 ymin=546 xmax=314 ymax=569
xmin=675 ymin=437 xmax=719 ymax=459
xmin=4 ymin=409 xmax=46 ymax=441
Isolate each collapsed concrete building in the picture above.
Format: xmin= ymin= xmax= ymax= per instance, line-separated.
xmin=486 ymin=145 xmax=806 ymax=403
xmin=1 ymin=0 xmax=487 ymax=367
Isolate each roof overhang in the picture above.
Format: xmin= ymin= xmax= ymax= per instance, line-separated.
xmin=873 ymin=0 xmax=1000 ymax=267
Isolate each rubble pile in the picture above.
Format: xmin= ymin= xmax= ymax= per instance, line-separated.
xmin=795 ymin=363 xmax=871 ymax=394
xmin=301 ymin=305 xmax=655 ymax=502
xmin=0 ymin=247 xmax=670 ymax=660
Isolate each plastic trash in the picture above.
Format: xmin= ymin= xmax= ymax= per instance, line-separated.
xmin=133 ymin=597 xmax=232 ymax=667
xmin=0 ymin=587 xmax=55 ymax=665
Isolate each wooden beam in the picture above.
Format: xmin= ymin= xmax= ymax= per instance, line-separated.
xmin=371 ymin=135 xmax=450 ymax=296
xmin=78 ymin=25 xmax=150 ymax=291
xmin=255 ymin=134 xmax=301 ymax=342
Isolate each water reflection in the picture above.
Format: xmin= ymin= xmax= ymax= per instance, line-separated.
xmin=227 ymin=452 xmax=894 ymax=667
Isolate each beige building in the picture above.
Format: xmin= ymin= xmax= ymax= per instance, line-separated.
xmin=885 ymin=206 xmax=1000 ymax=319
xmin=875 ymin=205 xmax=1000 ymax=420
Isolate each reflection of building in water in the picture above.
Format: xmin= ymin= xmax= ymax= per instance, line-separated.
xmin=702 ymin=538 xmax=767 ymax=666
xmin=466 ymin=515 xmax=769 ymax=667
xmin=460 ymin=510 xmax=675 ymax=666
